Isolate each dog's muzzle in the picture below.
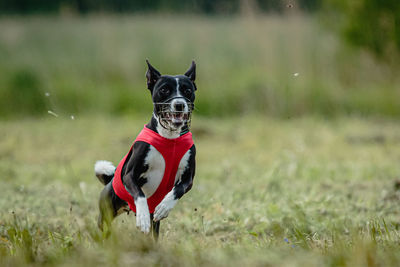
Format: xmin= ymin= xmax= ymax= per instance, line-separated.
xmin=154 ymin=97 xmax=194 ymax=131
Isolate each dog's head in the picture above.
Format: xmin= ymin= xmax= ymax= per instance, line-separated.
xmin=146 ymin=60 xmax=196 ymax=131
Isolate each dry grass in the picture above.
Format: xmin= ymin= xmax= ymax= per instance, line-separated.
xmin=1 ymin=115 xmax=400 ymax=266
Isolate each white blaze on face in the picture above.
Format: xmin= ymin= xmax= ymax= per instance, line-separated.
xmin=172 ymin=77 xmax=188 ymax=113
xmin=175 ymin=77 xmax=181 ymax=97
xmin=167 ymin=77 xmax=188 ymax=126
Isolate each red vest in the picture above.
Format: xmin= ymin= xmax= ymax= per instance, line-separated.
xmin=112 ymin=126 xmax=194 ymax=214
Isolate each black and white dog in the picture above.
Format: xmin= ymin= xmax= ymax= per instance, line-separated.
xmin=94 ymin=60 xmax=197 ymax=239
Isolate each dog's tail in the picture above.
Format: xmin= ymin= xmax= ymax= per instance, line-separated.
xmin=94 ymin=160 xmax=116 ymax=185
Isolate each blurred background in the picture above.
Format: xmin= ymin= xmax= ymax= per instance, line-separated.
xmin=2 ymin=2 xmax=400 ymax=265
xmin=0 ymin=0 xmax=399 ymax=119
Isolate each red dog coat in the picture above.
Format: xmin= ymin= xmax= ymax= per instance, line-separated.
xmin=112 ymin=126 xmax=194 ymax=214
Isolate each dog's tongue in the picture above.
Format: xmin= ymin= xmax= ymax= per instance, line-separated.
xmin=172 ymin=113 xmax=184 ymax=124
xmin=173 ymin=113 xmax=183 ymax=120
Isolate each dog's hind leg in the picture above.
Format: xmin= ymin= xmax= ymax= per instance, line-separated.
xmin=98 ymin=182 xmax=127 ymax=235
xmin=150 ymin=214 xmax=160 ymax=241
xmin=98 ymin=185 xmax=115 ymax=234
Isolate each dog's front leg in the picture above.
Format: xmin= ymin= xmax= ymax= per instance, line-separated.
xmin=154 ymin=146 xmax=196 ymax=222
xmin=153 ymin=189 xmax=179 ymax=222
xmin=123 ymin=173 xmax=151 ymax=234
xmin=153 ymin=182 xmax=193 ymax=221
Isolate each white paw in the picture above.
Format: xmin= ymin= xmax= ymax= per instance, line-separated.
xmin=135 ymin=197 xmax=150 ymax=234
xmin=154 ymin=191 xmax=177 ymax=222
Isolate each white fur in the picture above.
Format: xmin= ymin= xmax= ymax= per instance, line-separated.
xmin=153 ymin=190 xmax=177 ymax=222
xmin=140 ymin=146 xmax=191 ymax=198
xmin=173 ymin=77 xmax=188 ymax=112
xmin=135 ymin=197 xmax=150 ymax=234
xmin=155 ymin=113 xmax=182 ymax=139
xmin=171 ymin=98 xmax=188 ymax=113
xmin=151 ymin=151 xmax=190 ymax=222
xmin=94 ymin=160 xmax=115 ymax=176
xmin=175 ymin=77 xmax=182 ymax=97
xmin=141 ymin=146 xmax=166 ymax=197
xmin=174 ymin=150 xmax=191 ymax=184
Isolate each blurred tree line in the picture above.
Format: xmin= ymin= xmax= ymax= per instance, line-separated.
xmin=325 ymin=0 xmax=400 ymax=61
xmin=0 ymin=0 xmax=320 ymax=14
xmin=1 ymin=0 xmax=398 ymax=60
xmin=0 ymin=0 xmax=399 ymax=118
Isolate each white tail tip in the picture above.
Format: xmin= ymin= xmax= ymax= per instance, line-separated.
xmin=94 ymin=160 xmax=116 ymax=176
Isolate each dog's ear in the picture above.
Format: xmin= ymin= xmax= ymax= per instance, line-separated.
xmin=184 ymin=60 xmax=196 ymax=83
xmin=146 ymin=60 xmax=161 ymax=91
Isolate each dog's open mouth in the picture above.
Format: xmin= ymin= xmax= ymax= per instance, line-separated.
xmin=155 ymin=99 xmax=193 ymax=130
xmin=164 ymin=112 xmax=189 ymax=123
xmin=161 ymin=111 xmax=191 ymax=128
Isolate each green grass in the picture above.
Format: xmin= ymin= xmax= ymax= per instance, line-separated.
xmin=1 ymin=115 xmax=400 ymax=266
xmin=0 ymin=15 xmax=400 ymax=118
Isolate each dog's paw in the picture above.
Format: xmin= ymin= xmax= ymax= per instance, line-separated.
xmin=135 ymin=197 xmax=150 ymax=234
xmin=154 ymin=191 xmax=177 ymax=222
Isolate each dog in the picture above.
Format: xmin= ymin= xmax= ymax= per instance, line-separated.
xmin=94 ymin=60 xmax=197 ymax=239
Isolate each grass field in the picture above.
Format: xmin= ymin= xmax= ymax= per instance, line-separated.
xmin=1 ymin=12 xmax=400 ymax=267
xmin=1 ymin=115 xmax=400 ymax=266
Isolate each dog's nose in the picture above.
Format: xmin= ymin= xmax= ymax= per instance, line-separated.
xmin=174 ymin=102 xmax=185 ymax=112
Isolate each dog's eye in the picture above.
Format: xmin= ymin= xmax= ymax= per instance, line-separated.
xmin=160 ymin=88 xmax=169 ymax=95
xmin=184 ymin=88 xmax=192 ymax=95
